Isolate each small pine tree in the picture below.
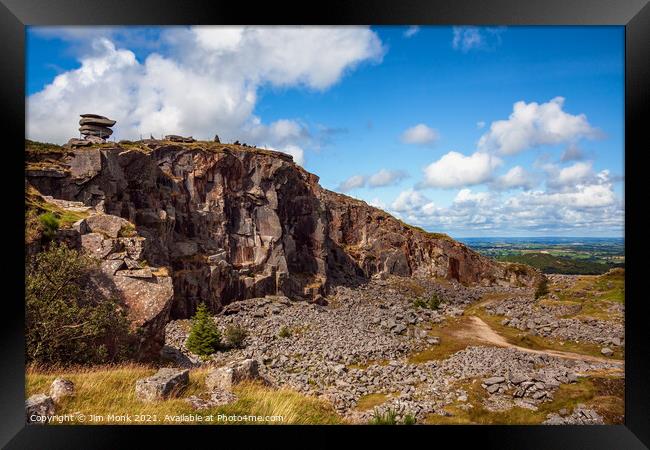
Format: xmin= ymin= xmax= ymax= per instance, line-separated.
xmin=185 ymin=303 xmax=221 ymax=357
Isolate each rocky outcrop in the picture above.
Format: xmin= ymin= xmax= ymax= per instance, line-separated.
xmin=25 ymin=141 xmax=539 ymax=320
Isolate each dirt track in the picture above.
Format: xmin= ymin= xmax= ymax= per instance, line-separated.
xmin=457 ymin=316 xmax=624 ymax=368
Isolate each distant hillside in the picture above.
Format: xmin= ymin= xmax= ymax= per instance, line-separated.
xmin=497 ymin=252 xmax=623 ymax=275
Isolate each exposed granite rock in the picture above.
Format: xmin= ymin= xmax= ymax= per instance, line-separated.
xmin=26 ymin=142 xmax=540 ymax=320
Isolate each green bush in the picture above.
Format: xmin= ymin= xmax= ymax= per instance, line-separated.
xmin=186 ymin=303 xmax=221 ymax=357
xmin=278 ymin=326 xmax=292 ymax=338
xmin=118 ymin=223 xmax=137 ymax=237
xmin=427 ymin=293 xmax=441 ymax=310
xmin=369 ymin=409 xmax=416 ymax=425
xmin=370 ymin=408 xmax=398 ymax=425
xmin=413 ymin=292 xmax=442 ymax=310
xmin=38 ymin=212 xmax=59 ymax=239
xmin=402 ymin=414 xmax=416 ymax=425
xmin=224 ymin=323 xmax=248 ymax=348
xmin=26 ymin=242 xmax=133 ymax=365
xmin=535 ymin=276 xmax=549 ymax=299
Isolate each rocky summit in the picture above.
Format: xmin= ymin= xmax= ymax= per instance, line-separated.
xmin=26 ymin=139 xmax=539 ymax=339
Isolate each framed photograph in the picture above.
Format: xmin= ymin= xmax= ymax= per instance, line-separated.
xmin=2 ymin=0 xmax=648 ymax=447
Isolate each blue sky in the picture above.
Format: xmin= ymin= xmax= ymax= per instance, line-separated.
xmin=26 ymin=26 xmax=624 ymax=237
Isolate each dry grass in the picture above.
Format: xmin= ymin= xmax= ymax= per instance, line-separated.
xmin=547 ymin=271 xmax=625 ymax=322
xmin=408 ymin=317 xmax=481 ymax=363
xmin=26 ymin=364 xmax=342 ymax=425
xmin=354 ymin=393 xmax=392 ymax=411
xmin=388 ymin=277 xmax=426 ymax=298
xmin=25 ymin=185 xmax=90 ymax=229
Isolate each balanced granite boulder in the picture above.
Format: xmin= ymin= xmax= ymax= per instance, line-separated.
xmin=79 ymin=124 xmax=113 ymax=137
xmin=77 ymin=114 xmax=116 ymax=142
xmin=135 ymin=368 xmax=189 ymax=402
xmin=80 ymin=115 xmax=116 ymax=127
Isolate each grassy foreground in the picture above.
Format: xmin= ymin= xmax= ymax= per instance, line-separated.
xmin=26 ymin=364 xmax=342 ymax=425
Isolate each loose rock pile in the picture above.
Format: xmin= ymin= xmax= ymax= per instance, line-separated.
xmin=544 ymin=404 xmax=605 ymax=425
xmin=163 ymin=279 xmax=618 ymax=422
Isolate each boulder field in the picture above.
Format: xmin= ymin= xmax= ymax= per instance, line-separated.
xmin=25 ymin=140 xmax=540 ymax=354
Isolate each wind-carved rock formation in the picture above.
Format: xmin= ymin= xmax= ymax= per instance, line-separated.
xmin=26 ymin=141 xmax=539 ymax=332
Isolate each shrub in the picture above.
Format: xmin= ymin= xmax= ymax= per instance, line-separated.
xmin=224 ymin=323 xmax=248 ymax=348
xmin=535 ymin=276 xmax=549 ymax=299
xmin=402 ymin=414 xmax=416 ymax=425
xmin=38 ymin=212 xmax=59 ymax=239
xmin=26 ymin=209 xmax=42 ymax=244
xmin=370 ymin=408 xmax=398 ymax=425
xmin=412 ymin=292 xmax=442 ymax=310
xmin=427 ymin=293 xmax=441 ymax=310
xmin=26 ymin=242 xmax=133 ymax=365
xmin=185 ymin=303 xmax=221 ymax=357
xmin=278 ymin=326 xmax=292 ymax=338
xmin=118 ymin=223 xmax=137 ymax=237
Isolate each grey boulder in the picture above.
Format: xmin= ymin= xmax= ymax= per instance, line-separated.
xmin=135 ymin=368 xmax=189 ymax=402
xmin=25 ymin=394 xmax=55 ymax=423
xmin=205 ymin=359 xmax=261 ymax=392
xmin=49 ymin=378 xmax=75 ymax=403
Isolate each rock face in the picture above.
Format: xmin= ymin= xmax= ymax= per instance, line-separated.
xmin=135 ymin=368 xmax=189 ymax=401
xmin=26 ymin=142 xmax=539 ymax=320
xmin=25 ymin=394 xmax=55 ymax=422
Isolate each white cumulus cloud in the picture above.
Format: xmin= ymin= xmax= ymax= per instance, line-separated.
xmin=391 ymin=189 xmax=431 ymax=212
xmin=491 ymin=165 xmax=537 ymax=191
xmin=401 ymin=124 xmax=439 ymax=145
xmin=367 ymin=169 xmax=408 ymax=187
xmin=421 ymin=151 xmax=502 ymax=189
xmin=477 ymin=97 xmax=600 ymax=155
xmin=336 ymin=175 xmax=367 ymax=192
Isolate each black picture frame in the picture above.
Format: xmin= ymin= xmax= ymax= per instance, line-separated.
xmin=2 ymin=0 xmax=648 ymax=448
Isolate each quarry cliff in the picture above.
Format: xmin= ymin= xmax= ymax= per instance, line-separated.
xmin=25 ymin=139 xmax=539 ymax=354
